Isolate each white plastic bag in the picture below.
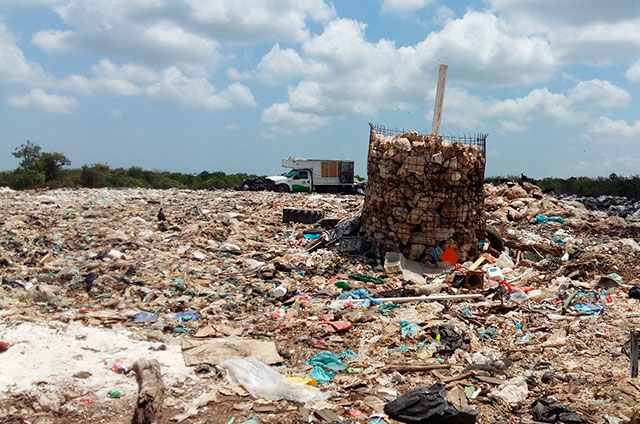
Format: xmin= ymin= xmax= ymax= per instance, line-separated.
xmin=496 ymin=252 xmax=515 ymax=269
xmin=219 ymin=358 xmax=332 ymax=404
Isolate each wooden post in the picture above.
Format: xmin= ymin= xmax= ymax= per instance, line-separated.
xmin=431 ymin=64 xmax=448 ymax=136
xmin=631 ymin=330 xmax=639 ymax=378
xmin=131 ymin=359 xmax=165 ymax=424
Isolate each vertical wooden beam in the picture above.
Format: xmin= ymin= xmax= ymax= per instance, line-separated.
xmin=631 ymin=330 xmax=639 ymax=378
xmin=131 ymin=359 xmax=165 ymax=424
xmin=431 ymin=64 xmax=448 ymax=136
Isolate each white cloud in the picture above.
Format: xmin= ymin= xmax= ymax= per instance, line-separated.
xmin=490 ymin=1 xmax=640 ymax=66
xmin=256 ymin=13 xmax=557 ymax=131
xmin=146 ymin=67 xmax=255 ymax=109
xmin=626 ymin=60 xmax=640 ymax=83
xmin=256 ymin=44 xmax=308 ymax=86
xmin=551 ymin=19 xmax=640 ymax=65
xmin=7 ymin=88 xmax=78 ymax=114
xmin=497 ymin=120 xmax=527 ymax=133
xmin=224 ymin=82 xmax=257 ymax=108
xmin=31 ymin=29 xmax=73 ymax=53
xmin=57 ymin=59 xmax=158 ymax=96
xmin=568 ymin=79 xmax=630 ymax=108
xmin=110 ymin=108 xmax=122 ymax=118
xmin=0 ymin=21 xmax=49 ymax=84
xmin=442 ymin=86 xmax=582 ymax=131
xmin=1 ymin=19 xmax=256 ymax=111
xmin=184 ymin=0 xmax=335 ymax=42
xmin=417 ymin=12 xmax=556 ymax=86
xmin=30 ymin=0 xmax=335 ymax=72
xmin=92 ymin=59 xmax=157 ymax=84
xmin=142 ymin=20 xmax=218 ymax=59
xmin=32 ymin=2 xmax=220 ymax=70
xmin=441 ymin=79 xmax=627 ymax=132
xmin=261 ymin=103 xmax=329 ymax=137
xmin=380 ymin=0 xmax=432 ymax=14
xmin=491 ymin=0 xmax=638 ymax=27
xmin=2 ymin=0 xmax=63 ymax=5
xmin=226 ymin=67 xmax=253 ymax=81
xmin=585 ymin=117 xmax=640 ymax=143
xmin=434 ymin=6 xmax=454 ymax=24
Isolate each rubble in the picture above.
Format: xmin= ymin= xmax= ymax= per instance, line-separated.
xmin=0 ymin=184 xmax=639 ymax=423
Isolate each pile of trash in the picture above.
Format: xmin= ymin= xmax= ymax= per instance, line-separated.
xmin=1 ymin=184 xmax=640 ymax=424
xmin=558 ymin=194 xmax=640 ymax=221
xmin=235 ymin=176 xmax=269 ymax=191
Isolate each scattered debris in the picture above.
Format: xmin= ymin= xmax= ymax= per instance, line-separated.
xmin=0 ymin=182 xmax=639 ymax=423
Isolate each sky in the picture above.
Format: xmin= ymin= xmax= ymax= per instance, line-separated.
xmin=1 ymin=0 xmax=639 ymax=178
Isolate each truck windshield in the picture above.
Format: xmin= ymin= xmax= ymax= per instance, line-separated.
xmin=284 ymin=170 xmax=297 ymax=177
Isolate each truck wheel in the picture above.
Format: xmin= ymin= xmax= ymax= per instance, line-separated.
xmin=341 ymin=186 xmax=354 ymax=195
xmin=276 ymin=184 xmax=289 ymax=192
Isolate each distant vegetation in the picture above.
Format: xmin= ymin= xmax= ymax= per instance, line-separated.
xmin=0 ymin=141 xmax=256 ymax=190
xmin=2 ymin=141 xmax=639 ymax=199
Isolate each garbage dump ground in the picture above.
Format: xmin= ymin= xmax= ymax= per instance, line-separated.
xmin=1 ymin=184 xmax=640 ymax=424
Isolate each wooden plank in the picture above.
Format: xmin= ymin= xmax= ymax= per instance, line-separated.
xmin=468 ymin=256 xmax=485 ymax=271
xmin=475 ymin=375 xmax=506 ymax=385
xmin=431 ymin=64 xmax=448 ymax=136
xmin=131 ymin=359 xmax=165 ymax=424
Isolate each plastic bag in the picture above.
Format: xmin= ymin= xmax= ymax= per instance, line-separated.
xmin=431 ymin=325 xmax=466 ymax=355
xmin=309 ymin=366 xmax=334 ymax=384
xmin=219 ymin=242 xmax=241 ymax=254
xmin=307 ymin=351 xmax=349 ymax=372
xmin=383 ymin=383 xmax=478 ymax=424
xmin=496 ymin=252 xmax=515 ymax=269
xmin=530 ymin=397 xmax=586 ymax=423
xmin=220 ymin=358 xmax=332 ymax=404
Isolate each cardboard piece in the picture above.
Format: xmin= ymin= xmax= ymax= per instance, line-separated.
xmin=181 ymin=337 xmax=283 ymax=366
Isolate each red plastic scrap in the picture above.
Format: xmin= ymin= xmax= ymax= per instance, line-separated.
xmin=499 ymin=281 xmax=513 ymax=292
xmin=321 ymin=320 xmax=352 ymax=333
xmin=439 ymin=248 xmax=459 ymax=266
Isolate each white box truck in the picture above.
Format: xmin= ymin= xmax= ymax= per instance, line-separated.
xmin=266 ymin=158 xmax=358 ymax=194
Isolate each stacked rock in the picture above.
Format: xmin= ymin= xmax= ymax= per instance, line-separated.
xmin=360 ymin=128 xmax=486 ymax=263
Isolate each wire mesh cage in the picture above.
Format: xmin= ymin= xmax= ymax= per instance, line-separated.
xmin=368 ymin=123 xmax=487 ymax=152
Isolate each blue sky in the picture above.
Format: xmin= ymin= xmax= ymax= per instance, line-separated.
xmin=1 ymin=0 xmax=639 ymax=178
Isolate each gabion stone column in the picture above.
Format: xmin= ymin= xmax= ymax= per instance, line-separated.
xmin=360 ymin=128 xmax=486 ymax=263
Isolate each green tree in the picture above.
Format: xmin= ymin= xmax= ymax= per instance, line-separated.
xmin=12 ymin=141 xmax=41 ymax=170
xmin=81 ymin=163 xmax=110 ymax=188
xmin=37 ymin=152 xmax=71 ymax=181
xmin=9 ymin=169 xmax=45 ymax=189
